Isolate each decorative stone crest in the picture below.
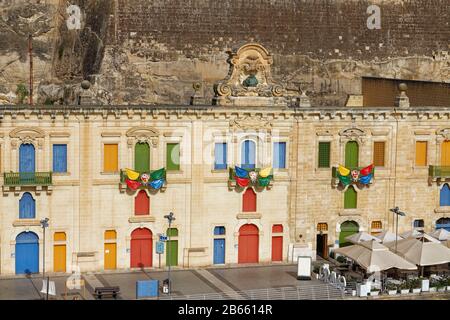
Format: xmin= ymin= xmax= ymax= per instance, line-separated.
xmin=339 ymin=127 xmax=368 ymax=145
xmin=230 ymin=115 xmax=272 ymax=131
xmin=126 ymin=127 xmax=159 ymax=147
xmin=213 ymin=43 xmax=287 ymax=107
xmin=9 ymin=127 xmax=45 ymax=149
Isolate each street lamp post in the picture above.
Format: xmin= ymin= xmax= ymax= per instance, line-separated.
xmin=389 ymin=207 xmax=406 ymax=253
xmin=163 ymin=212 xmax=175 ymax=295
xmin=40 ymin=217 xmax=49 ymax=300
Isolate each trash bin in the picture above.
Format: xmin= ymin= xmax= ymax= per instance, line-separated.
xmin=162 ymin=279 xmax=171 ymax=294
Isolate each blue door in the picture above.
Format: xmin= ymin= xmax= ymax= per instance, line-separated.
xmin=440 ymin=184 xmax=450 ymax=206
xmin=213 ymin=239 xmax=225 ymax=264
xmin=15 ymin=232 xmax=39 ymax=274
xmin=19 ymin=144 xmax=36 ymax=173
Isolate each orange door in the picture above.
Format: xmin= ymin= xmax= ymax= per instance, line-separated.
xmin=238 ymin=224 xmax=259 ymax=264
xmin=271 ymin=236 xmax=283 ymax=262
xmin=53 ymin=244 xmax=66 ymax=272
xmin=104 ymin=243 xmax=117 ymax=270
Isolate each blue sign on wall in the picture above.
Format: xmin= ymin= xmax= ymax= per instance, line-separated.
xmin=156 ymin=241 xmax=164 ymax=254
xmin=159 ymin=235 xmax=167 ymax=241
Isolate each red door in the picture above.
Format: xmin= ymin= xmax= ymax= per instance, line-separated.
xmin=130 ymin=228 xmax=153 ymax=268
xmin=238 ymin=224 xmax=259 ymax=263
xmin=271 ymin=236 xmax=283 ymax=262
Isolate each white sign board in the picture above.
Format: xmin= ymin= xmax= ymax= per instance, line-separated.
xmin=297 ymin=256 xmax=312 ymax=280
xmin=41 ymin=279 xmax=56 ymax=296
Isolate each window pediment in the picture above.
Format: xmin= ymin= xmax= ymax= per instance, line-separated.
xmin=126 ymin=127 xmax=159 ymax=147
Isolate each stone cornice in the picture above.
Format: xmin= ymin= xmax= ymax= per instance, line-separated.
xmin=1 ymin=105 xmax=450 ymax=122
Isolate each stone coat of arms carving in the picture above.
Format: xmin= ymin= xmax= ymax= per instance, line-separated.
xmin=213 ymin=43 xmax=287 ymax=107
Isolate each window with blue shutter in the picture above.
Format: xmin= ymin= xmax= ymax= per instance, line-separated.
xmin=53 ymin=144 xmax=67 ymax=173
xmin=214 ymin=143 xmax=227 ymax=170
xmin=19 ymin=192 xmax=35 ymax=219
xmin=273 ymin=142 xmax=286 ymax=169
xmin=241 ymin=140 xmax=256 ymax=169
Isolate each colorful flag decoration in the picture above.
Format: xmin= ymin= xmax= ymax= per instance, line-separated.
xmin=235 ymin=166 xmax=249 ymax=178
xmin=259 ymin=167 xmax=272 ymax=178
xmin=235 ymin=176 xmax=250 ymax=187
xmin=126 ymin=179 xmax=141 ymax=190
xmin=125 ymin=168 xmax=140 ymax=181
xmin=230 ymin=166 xmax=274 ymax=188
xmin=122 ymin=168 xmax=167 ymax=191
xmin=336 ymin=164 xmax=374 ymax=186
xmin=150 ymin=179 xmax=164 ymax=190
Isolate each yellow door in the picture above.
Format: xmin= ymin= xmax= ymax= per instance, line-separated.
xmin=53 ymin=244 xmax=66 ymax=272
xmin=104 ymin=243 xmax=117 ymax=270
xmin=442 ymin=141 xmax=450 ymax=166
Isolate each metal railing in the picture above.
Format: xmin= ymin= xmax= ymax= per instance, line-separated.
xmin=159 ymin=283 xmax=346 ymax=300
xmin=429 ymin=165 xmax=450 ymax=178
xmin=4 ymin=172 xmax=52 ymax=186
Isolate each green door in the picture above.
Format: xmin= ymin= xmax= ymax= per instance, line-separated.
xmin=345 ymin=141 xmax=359 ymax=168
xmin=344 ymin=186 xmax=357 ymax=209
xmin=166 ymin=240 xmax=178 ymax=266
xmin=339 ymin=221 xmax=359 ymax=247
xmin=135 ymin=142 xmax=150 ymax=172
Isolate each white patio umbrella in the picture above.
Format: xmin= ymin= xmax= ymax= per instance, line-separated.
xmin=345 ymin=231 xmax=381 ymax=244
xmin=429 ymin=228 xmax=450 ymax=241
xmin=400 ymin=229 xmax=423 ymax=239
xmin=385 ymin=236 xmax=450 ymax=266
xmin=334 ymin=240 xmax=417 ymax=273
xmin=375 ymin=230 xmax=402 ymax=244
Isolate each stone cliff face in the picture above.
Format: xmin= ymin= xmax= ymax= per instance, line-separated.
xmin=0 ymin=0 xmax=449 ymax=105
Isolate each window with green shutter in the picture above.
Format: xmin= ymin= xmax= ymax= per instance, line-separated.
xmin=134 ymin=142 xmax=150 ymax=172
xmin=166 ymin=143 xmax=180 ymax=171
xmin=318 ymin=142 xmax=331 ymax=168
xmin=344 ymin=186 xmax=357 ymax=209
xmin=345 ymin=141 xmax=359 ymax=168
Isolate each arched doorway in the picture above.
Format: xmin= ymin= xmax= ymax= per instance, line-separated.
xmin=436 ymin=217 xmax=450 ymax=231
xmin=130 ymin=228 xmax=153 ymax=268
xmin=19 ymin=143 xmax=35 ymax=173
xmin=15 ymin=232 xmax=39 ymax=274
xmin=238 ymin=224 xmax=259 ymax=264
xmin=339 ymin=221 xmax=359 ymax=247
xmin=440 ymin=184 xmax=450 ymax=206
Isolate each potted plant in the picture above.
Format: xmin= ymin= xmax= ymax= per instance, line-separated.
xmin=385 ymin=282 xmax=398 ymax=296
xmin=437 ymin=278 xmax=447 ymax=292
xmin=429 ymin=278 xmax=438 ymax=292
xmin=399 ymin=281 xmax=410 ymax=294
xmin=446 ymin=277 xmax=450 ymax=291
xmin=409 ymin=278 xmax=421 ymax=294
xmin=370 ymin=288 xmax=380 ymax=296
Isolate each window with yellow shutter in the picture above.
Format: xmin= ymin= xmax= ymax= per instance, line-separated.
xmin=373 ymin=142 xmax=385 ymax=167
xmin=103 ymin=144 xmax=118 ymax=172
xmin=415 ymin=141 xmax=427 ymax=166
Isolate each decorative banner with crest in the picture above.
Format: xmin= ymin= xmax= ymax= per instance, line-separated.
xmin=121 ymin=168 xmax=166 ymax=191
xmin=336 ymin=164 xmax=374 ymax=187
xmin=229 ymin=166 xmax=273 ymax=188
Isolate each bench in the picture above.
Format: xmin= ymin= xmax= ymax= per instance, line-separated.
xmin=93 ymin=286 xmax=120 ymax=299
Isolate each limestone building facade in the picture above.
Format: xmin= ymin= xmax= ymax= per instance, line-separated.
xmin=0 ymin=43 xmax=449 ymax=275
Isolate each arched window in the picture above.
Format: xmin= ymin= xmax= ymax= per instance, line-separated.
xmin=241 ymin=140 xmax=256 ymax=169
xmin=19 ymin=143 xmax=36 ymax=173
xmin=339 ymin=221 xmax=359 ymax=247
xmin=440 ymin=184 xmax=450 ymax=206
xmin=345 ymin=141 xmax=359 ymax=168
xmin=344 ymin=186 xmax=357 ymax=209
xmin=19 ymin=192 xmax=35 ymax=219
xmin=243 ymin=188 xmax=257 ymax=212
xmin=436 ymin=217 xmax=450 ymax=231
xmin=135 ymin=190 xmax=150 ymax=215
xmin=135 ymin=142 xmax=150 ymax=172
